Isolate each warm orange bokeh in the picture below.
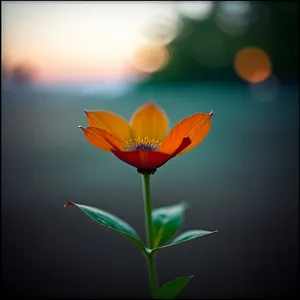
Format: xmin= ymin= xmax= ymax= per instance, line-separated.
xmin=79 ymin=102 xmax=213 ymax=172
xmin=130 ymin=44 xmax=169 ymax=74
xmin=234 ymin=47 xmax=272 ymax=83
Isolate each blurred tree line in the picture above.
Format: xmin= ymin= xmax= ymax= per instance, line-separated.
xmin=2 ymin=63 xmax=36 ymax=87
xmin=147 ymin=1 xmax=298 ymax=85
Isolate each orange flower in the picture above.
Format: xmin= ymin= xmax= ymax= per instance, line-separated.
xmin=79 ymin=102 xmax=213 ymax=174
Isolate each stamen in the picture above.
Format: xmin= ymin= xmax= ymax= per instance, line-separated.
xmin=124 ymin=137 xmax=161 ymax=152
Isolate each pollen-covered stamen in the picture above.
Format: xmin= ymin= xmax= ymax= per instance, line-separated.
xmin=124 ymin=137 xmax=161 ymax=152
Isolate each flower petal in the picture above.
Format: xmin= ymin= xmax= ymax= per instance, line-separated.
xmin=111 ymin=150 xmax=169 ymax=169
xmin=130 ymin=101 xmax=169 ymax=141
xmin=79 ymin=126 xmax=124 ymax=152
xmin=111 ymin=137 xmax=191 ymax=170
xmin=159 ymin=112 xmax=213 ymax=155
xmin=84 ymin=110 xmax=132 ymax=142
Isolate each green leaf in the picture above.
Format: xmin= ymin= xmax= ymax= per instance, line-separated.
xmin=153 ymin=229 xmax=218 ymax=252
xmin=64 ymin=201 xmax=145 ymax=251
xmin=152 ymin=203 xmax=188 ymax=248
xmin=172 ymin=229 xmax=218 ymax=244
xmin=155 ymin=276 xmax=193 ymax=299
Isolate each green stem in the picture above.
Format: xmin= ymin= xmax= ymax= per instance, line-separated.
xmin=141 ymin=174 xmax=158 ymax=297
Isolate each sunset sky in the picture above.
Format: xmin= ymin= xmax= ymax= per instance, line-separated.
xmin=2 ymin=1 xmax=182 ymax=83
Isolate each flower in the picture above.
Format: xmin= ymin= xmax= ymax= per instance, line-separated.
xmin=79 ymin=102 xmax=213 ymax=174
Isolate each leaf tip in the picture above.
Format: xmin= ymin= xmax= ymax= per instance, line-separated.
xmin=182 ymin=201 xmax=190 ymax=211
xmin=64 ymin=200 xmax=74 ymax=207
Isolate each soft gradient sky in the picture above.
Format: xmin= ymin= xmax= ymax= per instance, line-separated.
xmin=2 ymin=1 xmax=182 ymax=83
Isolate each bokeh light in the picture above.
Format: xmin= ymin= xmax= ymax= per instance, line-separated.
xmin=215 ymin=1 xmax=253 ymax=37
xmin=176 ymin=1 xmax=214 ymax=21
xmin=141 ymin=21 xmax=179 ymax=46
xmin=220 ymin=1 xmax=251 ymax=15
xmin=234 ymin=47 xmax=272 ymax=83
xmin=249 ymin=75 xmax=280 ymax=102
xmin=137 ymin=2 xmax=180 ymax=47
xmin=129 ymin=43 xmax=169 ymax=74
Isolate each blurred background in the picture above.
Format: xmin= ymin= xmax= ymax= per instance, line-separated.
xmin=1 ymin=1 xmax=299 ymax=298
